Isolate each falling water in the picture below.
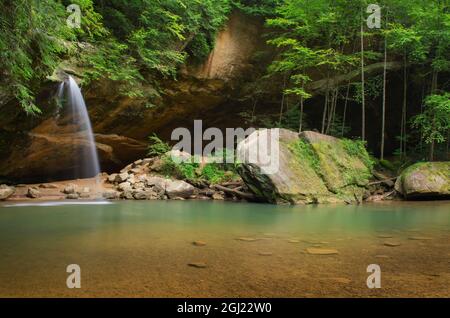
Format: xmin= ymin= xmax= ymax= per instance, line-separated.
xmin=58 ymin=76 xmax=101 ymax=181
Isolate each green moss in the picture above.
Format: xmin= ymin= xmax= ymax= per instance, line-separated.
xmin=379 ymin=159 xmax=395 ymax=171
xmin=341 ymin=139 xmax=374 ymax=172
xmin=285 ymin=136 xmax=372 ymax=202
xmin=287 ymin=140 xmax=320 ymax=174
xmin=284 ymin=140 xmax=333 ymax=202
xmin=160 ymin=154 xmax=238 ymax=184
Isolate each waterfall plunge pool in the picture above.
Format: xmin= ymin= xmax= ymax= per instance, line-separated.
xmin=0 ymin=200 xmax=449 ymax=297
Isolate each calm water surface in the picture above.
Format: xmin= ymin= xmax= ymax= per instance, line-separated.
xmin=0 ymin=200 xmax=449 ymax=297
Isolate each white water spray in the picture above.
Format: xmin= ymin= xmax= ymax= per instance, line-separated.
xmin=58 ymin=76 xmax=101 ymax=181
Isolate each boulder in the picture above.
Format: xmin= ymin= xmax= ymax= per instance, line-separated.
xmin=121 ymin=190 xmax=135 ymax=200
xmin=78 ymin=187 xmax=91 ymax=198
xmin=102 ymin=190 xmax=120 ymax=200
xmin=146 ymin=176 xmax=168 ymax=189
xmin=63 ymin=184 xmax=77 ymax=194
xmin=148 ymin=158 xmax=165 ymax=172
xmin=116 ymin=172 xmax=129 ymax=183
xmin=237 ymin=129 xmax=372 ymax=204
xmin=0 ymin=185 xmax=15 ymax=200
xmin=107 ymin=174 xmax=118 ymax=183
xmin=165 ymin=180 xmax=195 ymax=199
xmin=27 ymin=187 xmax=40 ymax=199
xmin=133 ymin=190 xmax=156 ymax=200
xmin=127 ymin=175 xmax=136 ymax=185
xmin=132 ymin=182 xmax=145 ymax=190
xmin=395 ymin=162 xmax=450 ymax=199
xmin=118 ymin=182 xmax=132 ymax=192
xmin=66 ymin=193 xmax=80 ymax=200
xmin=120 ymin=164 xmax=133 ymax=174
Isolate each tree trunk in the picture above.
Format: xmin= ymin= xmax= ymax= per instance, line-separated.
xmin=331 ymin=88 xmax=338 ymax=134
xmin=326 ymin=88 xmax=338 ymax=135
xmin=299 ymin=96 xmax=304 ymax=133
xmin=321 ymin=90 xmax=329 ymax=134
xmin=431 ymin=70 xmax=438 ymax=93
xmin=279 ymin=75 xmax=286 ymax=126
xmin=401 ymin=55 xmax=407 ymax=158
xmin=360 ymin=18 xmax=366 ymax=142
xmin=381 ymin=35 xmax=387 ymax=160
xmin=430 ymin=140 xmax=435 ymax=161
xmin=326 ymin=89 xmax=335 ymax=134
xmin=251 ymin=98 xmax=257 ymax=124
xmin=419 ymin=85 xmax=425 ymax=155
xmin=342 ymin=83 xmax=350 ymax=137
xmin=447 ymin=129 xmax=450 ymax=160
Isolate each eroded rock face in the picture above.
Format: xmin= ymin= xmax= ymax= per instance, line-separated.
xmin=395 ymin=162 xmax=450 ymax=199
xmin=237 ymin=129 xmax=372 ymax=204
xmin=0 ymin=130 xmax=146 ymax=183
xmin=0 ymin=11 xmax=268 ymax=184
xmin=188 ymin=11 xmax=265 ymax=81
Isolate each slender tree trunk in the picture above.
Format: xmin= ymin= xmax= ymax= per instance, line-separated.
xmin=279 ymin=75 xmax=286 ymax=126
xmin=251 ymin=98 xmax=257 ymax=124
xmin=430 ymin=139 xmax=435 ymax=161
xmin=429 ymin=70 xmax=438 ymax=161
xmin=321 ymin=90 xmax=329 ymax=134
xmin=326 ymin=89 xmax=335 ymax=134
xmin=327 ymin=88 xmax=338 ymax=135
xmin=401 ymin=55 xmax=407 ymax=158
xmin=331 ymin=88 xmax=338 ymax=134
xmin=419 ymin=85 xmax=425 ymax=155
xmin=381 ymin=35 xmax=387 ymax=160
xmin=299 ymin=97 xmax=304 ymax=133
xmin=431 ymin=70 xmax=438 ymax=93
xmin=447 ymin=129 xmax=449 ymax=160
xmin=342 ymin=83 xmax=350 ymax=137
xmin=360 ymin=14 xmax=366 ymax=142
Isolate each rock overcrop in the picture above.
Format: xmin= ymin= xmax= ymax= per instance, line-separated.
xmin=104 ymin=157 xmax=242 ymax=201
xmin=395 ymin=162 xmax=450 ymax=199
xmin=237 ymin=129 xmax=373 ymax=204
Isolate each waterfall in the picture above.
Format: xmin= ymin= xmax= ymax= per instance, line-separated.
xmin=58 ymin=76 xmax=101 ymax=180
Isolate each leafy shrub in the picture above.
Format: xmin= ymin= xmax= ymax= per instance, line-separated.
xmin=147 ymin=134 xmax=171 ymax=157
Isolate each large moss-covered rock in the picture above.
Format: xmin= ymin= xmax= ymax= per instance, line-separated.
xmin=237 ymin=129 xmax=372 ymax=204
xmin=395 ymin=162 xmax=450 ymax=199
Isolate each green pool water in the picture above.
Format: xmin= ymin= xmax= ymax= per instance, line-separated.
xmin=0 ymin=200 xmax=449 ymax=297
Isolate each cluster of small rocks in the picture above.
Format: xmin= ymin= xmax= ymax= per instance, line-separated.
xmin=62 ymin=184 xmax=92 ymax=200
xmin=104 ymin=157 xmax=232 ymax=201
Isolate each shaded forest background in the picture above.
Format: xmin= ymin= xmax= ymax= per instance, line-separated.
xmin=0 ymin=0 xmax=449 ymax=168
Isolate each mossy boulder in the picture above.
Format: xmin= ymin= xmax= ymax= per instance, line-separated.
xmin=395 ymin=162 xmax=450 ymax=199
xmin=237 ymin=129 xmax=373 ymax=204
